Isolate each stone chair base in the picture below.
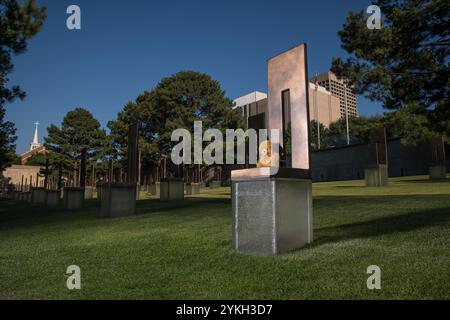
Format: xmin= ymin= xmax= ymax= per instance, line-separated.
xmin=231 ymin=168 xmax=313 ymax=256
xmin=429 ymin=165 xmax=447 ymax=180
xmin=84 ymin=186 xmax=96 ymax=199
xmin=99 ymin=183 xmax=136 ymax=218
xmin=63 ymin=187 xmax=84 ymax=210
xmin=209 ymin=180 xmax=221 ymax=189
xmin=185 ymin=183 xmax=201 ymax=195
xmin=22 ymin=192 xmax=32 ymax=202
xmin=46 ymin=190 xmax=60 ymax=207
xmin=31 ymin=187 xmax=47 ymax=204
xmin=365 ymin=164 xmax=388 ymax=187
xmin=160 ymin=179 xmax=184 ymax=201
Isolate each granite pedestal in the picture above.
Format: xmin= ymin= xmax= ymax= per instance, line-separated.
xmin=12 ymin=191 xmax=21 ymax=201
xmin=136 ymin=185 xmax=140 ymax=200
xmin=148 ymin=184 xmax=156 ymax=195
xmin=96 ymin=184 xmax=102 ymax=200
xmin=0 ymin=192 xmax=9 ymax=200
xmin=46 ymin=190 xmax=60 ymax=207
xmin=22 ymin=192 xmax=32 ymax=202
xmin=155 ymin=182 xmax=160 ymax=196
xmin=160 ymin=179 xmax=184 ymax=201
xmin=429 ymin=137 xmax=446 ymax=180
xmin=231 ymin=168 xmax=313 ymax=256
xmin=365 ymin=164 xmax=388 ymax=187
xmin=99 ymin=183 xmax=136 ymax=218
xmin=63 ymin=187 xmax=84 ymax=210
xmin=31 ymin=187 xmax=46 ymax=204
xmin=84 ymin=186 xmax=96 ymax=199
xmin=429 ymin=165 xmax=447 ymax=180
xmin=209 ymin=180 xmax=221 ymax=189
xmin=185 ymin=182 xmax=201 ymax=195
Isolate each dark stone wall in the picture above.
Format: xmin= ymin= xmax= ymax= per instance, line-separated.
xmin=311 ymin=139 xmax=450 ymax=182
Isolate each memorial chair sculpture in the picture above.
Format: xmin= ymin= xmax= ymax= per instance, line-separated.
xmin=99 ymin=123 xmax=139 ymax=218
xmin=429 ymin=136 xmax=447 ymax=180
xmin=31 ymin=170 xmax=46 ymax=204
xmin=44 ymin=159 xmax=61 ymax=207
xmin=364 ymin=128 xmax=388 ymax=187
xmin=231 ymin=44 xmax=313 ymax=256
xmin=63 ymin=149 xmax=87 ymax=210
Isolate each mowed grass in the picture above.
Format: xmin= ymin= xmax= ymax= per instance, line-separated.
xmin=0 ymin=175 xmax=449 ymax=300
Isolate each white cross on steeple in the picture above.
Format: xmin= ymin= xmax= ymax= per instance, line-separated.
xmin=30 ymin=121 xmax=42 ymax=151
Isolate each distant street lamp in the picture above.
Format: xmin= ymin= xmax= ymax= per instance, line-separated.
xmin=344 ymin=80 xmax=350 ymax=145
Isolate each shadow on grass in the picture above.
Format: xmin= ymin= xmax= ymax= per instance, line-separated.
xmin=330 ymin=185 xmax=366 ymax=189
xmin=202 ymin=191 xmax=232 ymax=196
xmin=399 ymin=178 xmax=450 ymax=184
xmin=2 ymin=193 xmax=450 ymax=242
xmin=314 ymin=194 xmax=450 ymax=205
xmin=136 ymin=196 xmax=230 ymax=215
xmin=0 ymin=194 xmax=231 ymax=231
xmin=0 ymin=198 xmax=100 ymax=231
xmin=314 ymin=204 xmax=450 ymax=244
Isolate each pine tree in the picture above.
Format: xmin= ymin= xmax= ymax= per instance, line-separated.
xmin=0 ymin=0 xmax=46 ymax=170
xmin=45 ymin=108 xmax=107 ymax=170
xmin=331 ymin=0 xmax=449 ymax=138
xmin=108 ymin=71 xmax=244 ymax=164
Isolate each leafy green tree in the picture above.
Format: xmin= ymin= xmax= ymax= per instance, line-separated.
xmin=9 ymin=153 xmax=21 ymax=165
xmin=383 ymin=102 xmax=432 ymax=145
xmin=309 ymin=120 xmax=329 ymax=150
xmin=107 ymin=97 xmax=158 ymax=168
xmin=24 ymin=151 xmax=47 ymax=166
xmin=327 ymin=116 xmax=384 ymax=146
xmin=0 ymin=107 xmax=17 ymax=170
xmin=326 ymin=109 xmax=433 ymax=147
xmin=0 ymin=0 xmax=46 ymax=170
xmin=45 ymin=108 xmax=107 ymax=170
xmin=26 ymin=151 xmax=72 ymax=182
xmin=26 ymin=150 xmax=70 ymax=168
xmin=108 ymin=71 xmax=244 ymax=165
xmin=331 ymin=0 xmax=449 ymax=138
xmin=149 ymin=71 xmax=243 ymax=154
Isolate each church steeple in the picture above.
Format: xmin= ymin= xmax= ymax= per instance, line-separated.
xmin=30 ymin=121 xmax=42 ymax=151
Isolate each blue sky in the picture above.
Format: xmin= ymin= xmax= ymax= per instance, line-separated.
xmin=7 ymin=0 xmax=384 ymax=154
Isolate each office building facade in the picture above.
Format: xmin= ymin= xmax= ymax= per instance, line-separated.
xmin=235 ymin=84 xmax=341 ymax=130
xmin=312 ymin=71 xmax=358 ymax=119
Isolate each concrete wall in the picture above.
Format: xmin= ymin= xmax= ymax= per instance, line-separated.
xmin=311 ymin=139 xmax=450 ymax=182
xmin=100 ymin=184 xmax=136 ymax=218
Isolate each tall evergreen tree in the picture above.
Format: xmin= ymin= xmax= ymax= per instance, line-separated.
xmin=327 ymin=116 xmax=384 ymax=146
xmin=108 ymin=71 xmax=244 ymax=164
xmin=0 ymin=107 xmax=16 ymax=171
xmin=148 ymin=71 xmax=243 ymax=154
xmin=107 ymin=97 xmax=157 ymax=167
xmin=45 ymin=108 xmax=107 ymax=170
xmin=0 ymin=0 xmax=46 ymax=170
xmin=309 ymin=120 xmax=329 ymax=150
xmin=331 ymin=0 xmax=449 ymax=138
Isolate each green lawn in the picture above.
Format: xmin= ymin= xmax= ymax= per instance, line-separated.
xmin=0 ymin=175 xmax=449 ymax=299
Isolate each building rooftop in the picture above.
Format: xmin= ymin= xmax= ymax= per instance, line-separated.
xmin=233 ymin=91 xmax=267 ymax=108
xmin=234 ymin=83 xmax=330 ymax=108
